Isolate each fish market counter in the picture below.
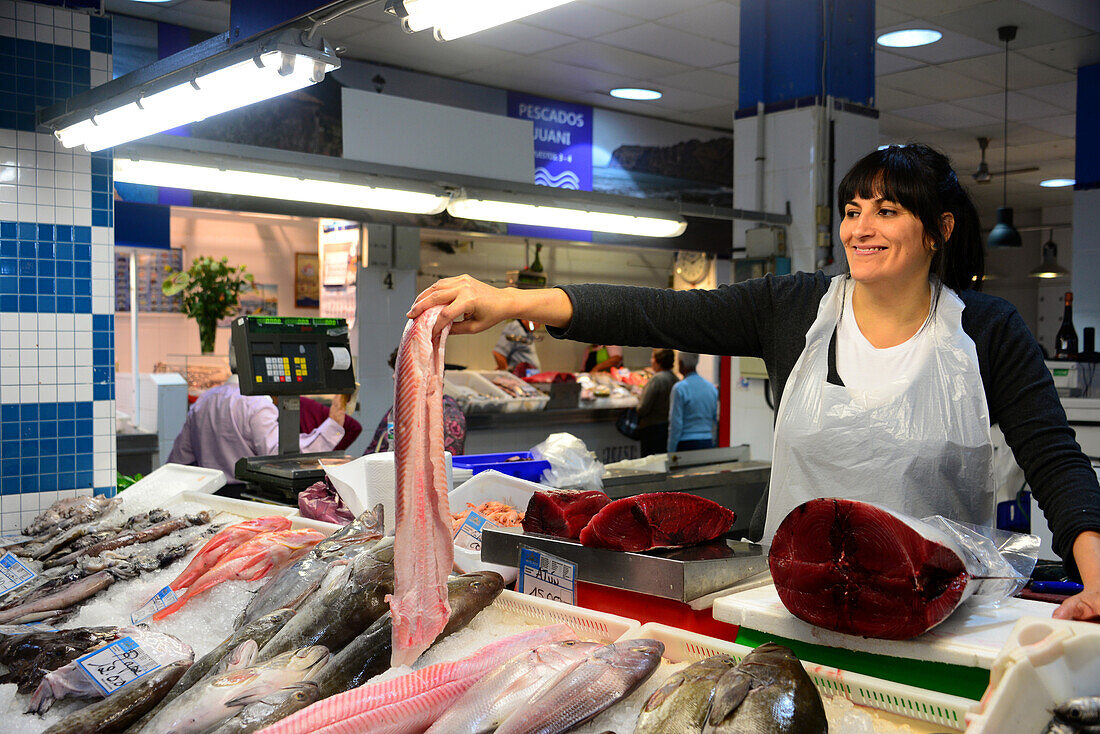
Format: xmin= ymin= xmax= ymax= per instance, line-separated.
xmin=464 ymin=407 xmax=640 ymax=464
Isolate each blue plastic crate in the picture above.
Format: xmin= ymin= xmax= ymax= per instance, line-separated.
xmin=451 ymin=452 xmax=550 ymax=483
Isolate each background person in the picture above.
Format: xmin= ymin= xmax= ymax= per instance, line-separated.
xmin=582 ymin=343 xmax=622 ymax=372
xmin=667 ymin=352 xmax=718 ymax=453
xmin=635 ymin=348 xmax=678 ymax=456
xmin=492 ymin=318 xmax=541 ymax=373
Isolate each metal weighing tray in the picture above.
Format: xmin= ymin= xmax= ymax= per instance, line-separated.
xmin=481 ymin=526 xmax=769 ymax=603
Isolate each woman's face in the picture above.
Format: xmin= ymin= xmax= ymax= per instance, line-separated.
xmin=840 ymin=194 xmax=933 ymax=287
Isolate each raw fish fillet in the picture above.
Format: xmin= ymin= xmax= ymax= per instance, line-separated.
xmin=522 ymin=489 xmax=610 ymax=539
xmin=578 ymin=492 xmax=736 ymax=551
xmin=169 ymin=516 xmax=292 ymax=591
xmin=254 ymin=623 xmax=574 ymax=734
xmin=389 ymin=304 xmax=453 ymax=667
xmin=153 ymin=529 xmax=325 ymax=620
xmin=769 ymin=497 xmax=971 ymax=640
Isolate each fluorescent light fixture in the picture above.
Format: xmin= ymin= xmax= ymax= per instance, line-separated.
xmin=448 ymin=192 xmax=687 ymax=238
xmin=114 ymin=158 xmax=449 ymax=215
xmin=877 ymin=29 xmax=942 ymax=48
xmin=41 ymin=30 xmax=339 ymax=152
xmin=610 ymin=88 xmax=662 ymax=101
xmin=1039 ymin=178 xmax=1075 ymax=188
xmin=385 ymin=0 xmax=579 ymax=41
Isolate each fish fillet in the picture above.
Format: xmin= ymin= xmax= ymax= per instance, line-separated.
xmin=578 ymin=492 xmax=736 ymax=551
xmin=390 ymin=305 xmax=454 ymax=667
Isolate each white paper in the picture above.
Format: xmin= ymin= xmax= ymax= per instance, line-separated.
xmin=77 ymin=636 xmax=162 ymax=695
xmin=0 ymin=552 xmax=36 ymax=598
xmin=329 ymin=346 xmax=352 ymax=371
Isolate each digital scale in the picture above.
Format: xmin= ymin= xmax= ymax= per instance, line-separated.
xmin=230 ymin=315 xmax=357 ymax=503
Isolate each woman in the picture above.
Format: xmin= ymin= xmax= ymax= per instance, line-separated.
xmin=667 ymin=352 xmax=718 ymax=453
xmin=408 ymin=144 xmax=1100 ymax=622
xmin=636 ymin=348 xmax=678 ymax=456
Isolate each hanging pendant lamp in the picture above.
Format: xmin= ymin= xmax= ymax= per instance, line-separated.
xmin=988 ymin=25 xmax=1022 ymax=248
xmin=1028 ymin=230 xmax=1070 ymax=279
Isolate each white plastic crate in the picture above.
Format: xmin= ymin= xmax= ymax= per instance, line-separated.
xmin=169 ymin=490 xmax=343 ymax=536
xmin=491 ymin=589 xmax=638 ymax=643
xmin=479 ymin=370 xmax=550 ymax=412
xmin=621 ymin=622 xmax=976 ymax=732
xmin=445 ymin=371 xmax=512 ymax=413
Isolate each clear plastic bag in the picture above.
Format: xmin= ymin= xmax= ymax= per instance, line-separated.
xmin=530 ymin=432 xmax=604 ymax=491
xmin=921 ymin=515 xmax=1039 ymax=604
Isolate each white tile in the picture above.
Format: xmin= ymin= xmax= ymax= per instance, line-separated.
xmin=92 ymin=226 xmax=110 ymax=245
xmin=19 ymin=349 xmax=36 ymax=367
xmin=90 ymin=51 xmax=107 ymax=71
xmin=94 ymin=434 xmax=109 ymax=452
xmin=57 ymin=365 xmax=74 ymax=382
xmin=38 ymin=330 xmax=56 ymax=348
xmin=52 ymin=7 xmax=70 ymax=29
xmin=38 ymin=348 xmax=55 ymax=367
xmin=56 ymin=188 xmax=73 ymax=207
xmin=0 ymin=496 xmax=20 ymax=515
xmin=74 ymin=209 xmax=91 ymax=227
xmin=15 ymin=18 xmax=31 ymax=39
xmin=0 ymin=3 xmax=14 ymax=20
xmin=39 ymin=367 xmax=56 ymax=383
xmin=37 ymin=188 xmax=54 ymax=206
xmin=18 ymin=312 xmax=35 ymax=330
xmin=34 ymin=4 xmax=51 ymax=23
xmin=0 ymin=385 xmax=17 ymax=403
xmin=17 ymin=202 xmax=35 ymax=220
xmin=55 ymin=153 xmax=72 ymax=173
xmin=19 ymin=366 xmax=36 ymax=384
xmin=74 ymin=171 xmax=90 ymax=189
xmin=0 ymin=366 xmax=16 ymax=384
xmin=0 ymin=202 xmax=15 ymax=220
xmin=73 ymin=11 xmax=87 ymax=32
xmin=58 ymin=384 xmax=74 ymax=402
xmin=92 ymin=295 xmax=111 ymax=314
xmin=15 ymin=2 xmax=33 ymax=21
xmin=72 ymin=29 xmax=88 ymax=49
xmin=74 ymin=191 xmax=90 ymax=209
xmin=56 ymin=350 xmax=73 ymax=368
xmin=54 ymin=27 xmax=71 ymax=46
xmin=94 ymin=468 xmax=112 ymax=486
xmin=20 ymin=384 xmax=37 ymax=402
xmin=75 ymin=313 xmax=91 ymax=332
xmin=0 ymin=313 xmax=15 ymax=331
xmin=0 ymin=18 xmax=12 ymax=38
xmin=38 ymin=313 xmax=55 ymax=330
xmin=0 ymin=349 xmax=16 ymax=366
xmin=75 ymin=383 xmax=92 ymax=401
xmin=39 ymin=384 xmax=56 ymax=401
xmin=34 ymin=23 xmax=52 ymax=44
xmin=18 ymin=331 xmax=35 ymax=349
xmin=56 ymin=313 xmax=75 ymax=331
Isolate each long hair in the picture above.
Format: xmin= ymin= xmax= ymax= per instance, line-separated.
xmin=837 ymin=144 xmax=984 ymax=293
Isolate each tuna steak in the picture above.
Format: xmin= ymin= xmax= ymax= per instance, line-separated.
xmin=522 ymin=489 xmax=611 ymax=540
xmin=578 ymin=492 xmax=736 ymax=552
xmin=769 ymin=497 xmax=971 ymax=640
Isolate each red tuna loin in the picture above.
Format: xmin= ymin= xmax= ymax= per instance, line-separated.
xmin=769 ymin=498 xmax=970 ymax=640
xmin=522 ymin=489 xmax=611 ymax=540
xmin=578 ymin=492 xmax=736 ymax=551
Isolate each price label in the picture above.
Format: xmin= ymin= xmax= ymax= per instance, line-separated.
xmin=517 ymin=547 xmax=576 ymax=606
xmin=0 ymin=552 xmax=36 ymax=598
xmin=76 ymin=636 xmax=161 ymax=695
xmin=453 ymin=510 xmax=495 ymax=552
xmin=130 ymin=586 xmax=179 ymax=625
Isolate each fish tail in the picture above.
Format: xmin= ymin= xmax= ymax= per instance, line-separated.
xmin=151 ymin=589 xmax=193 ymax=620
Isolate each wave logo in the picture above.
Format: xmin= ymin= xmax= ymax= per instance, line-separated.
xmin=534 ymin=168 xmax=580 ymax=189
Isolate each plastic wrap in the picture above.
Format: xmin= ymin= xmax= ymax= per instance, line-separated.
xmin=298 ymin=478 xmax=355 ymax=525
xmin=530 ymin=432 xmax=604 ymax=491
xmin=921 ymin=515 xmax=1039 ymax=604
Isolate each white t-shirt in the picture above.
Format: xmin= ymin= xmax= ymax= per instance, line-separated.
xmin=835 ymin=284 xmax=934 ymax=396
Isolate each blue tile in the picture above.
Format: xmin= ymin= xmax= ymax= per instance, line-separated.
xmin=20 ymin=457 xmax=37 ymax=475
xmin=75 ymin=296 xmax=91 ymax=312
xmin=0 ymin=276 xmax=14 ymax=294
xmin=1 ymin=404 xmax=17 ymax=422
xmin=58 ymin=403 xmax=75 ymax=420
xmin=20 ymin=439 xmax=38 ymax=456
xmin=0 ymin=242 xmax=15 ymax=258
xmin=92 ymin=209 xmax=109 ymax=227
xmin=38 ymin=277 xmax=55 ymax=294
xmin=56 ymin=437 xmax=74 ymax=455
xmin=55 ymin=226 xmax=72 ymax=244
xmin=56 ymin=277 xmax=72 ymax=295
xmin=37 ymin=259 xmax=54 ymax=277
xmin=40 ymin=473 xmax=58 ymax=491
xmin=91 ymin=156 xmax=110 ymax=176
xmin=38 ymin=242 xmax=54 ymax=259
xmin=0 ymin=458 xmax=18 ymax=477
xmin=93 ymin=348 xmax=111 ymax=365
xmin=93 ymin=383 xmax=110 ymax=400
xmin=0 ymin=258 xmax=14 ymax=275
xmin=60 ymin=471 xmax=75 ymax=489
xmin=19 ymin=294 xmax=35 ymax=310
xmin=40 ymin=452 xmax=56 ymax=471
xmin=57 ymin=260 xmax=72 ymax=277
xmin=20 ymin=423 xmax=36 ymax=439
xmin=36 ymin=223 xmax=53 ymax=241
xmin=76 ymin=403 xmax=92 ymax=419
xmin=19 ymin=241 xmax=35 ymax=258
xmin=93 ymin=314 xmax=112 ymax=331
xmin=18 ymin=276 xmax=34 ymax=292
xmin=19 ymin=403 xmax=37 ymax=421
xmin=92 ymin=366 xmax=110 ymax=382
xmin=37 ymin=295 xmax=55 ymax=311
xmin=94 ymin=486 xmax=117 ymax=498
xmin=75 ymin=278 xmax=91 ymax=296
xmin=0 ymin=294 xmax=17 ymax=311
xmin=18 ymin=258 xmax=34 ymax=275
xmin=76 ymin=452 xmax=93 ymax=471
xmin=75 ymin=243 xmax=91 ymax=261
xmin=40 ymin=403 xmax=57 ymax=420
xmin=0 ymin=441 xmax=15 ymax=458
xmin=55 ymin=294 xmax=72 ymax=311
xmin=17 ymin=222 xmax=34 ymax=240
xmin=20 ymin=474 xmax=38 ymax=492
xmin=75 ymin=227 xmax=90 ymax=244
xmin=56 ymin=242 xmax=73 ymax=260
xmin=39 ymin=421 xmax=55 ymax=438
xmin=76 ymin=432 xmax=93 ymax=451
xmin=77 ymin=470 xmax=94 ymax=488
xmin=73 ymin=65 xmax=89 ymax=87
xmin=75 ymin=261 xmax=90 ymax=278
xmin=58 ymin=454 xmax=75 ymax=472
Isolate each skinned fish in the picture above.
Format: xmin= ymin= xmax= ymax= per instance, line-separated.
xmin=206 ymin=682 xmax=321 ymax=734
xmin=390 ymin=304 xmax=454 ymax=667
xmin=702 ymin=643 xmax=826 ymax=734
xmin=169 ymin=517 xmax=293 ymax=592
xmin=153 ymin=529 xmax=325 ymax=620
xmin=425 ymin=639 xmax=601 ymax=734
xmin=634 ymin=654 xmax=738 ymax=734
xmin=134 ymin=645 xmax=330 ymax=734
xmin=494 ymin=639 xmax=664 ymax=734
xmin=0 ymin=569 xmax=114 ymax=625
xmin=40 ymin=660 xmax=191 ymax=734
xmin=578 ymin=493 xmax=736 ymax=552
xmin=256 ymin=623 xmax=575 ymax=734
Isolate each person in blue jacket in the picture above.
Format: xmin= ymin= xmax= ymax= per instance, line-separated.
xmin=667 ymin=352 xmax=718 ymax=452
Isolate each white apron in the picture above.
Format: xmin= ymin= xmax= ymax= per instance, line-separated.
xmin=762 ymin=276 xmax=996 ymax=542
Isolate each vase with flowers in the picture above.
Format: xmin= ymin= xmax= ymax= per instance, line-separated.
xmin=162 ymin=256 xmax=254 ymax=354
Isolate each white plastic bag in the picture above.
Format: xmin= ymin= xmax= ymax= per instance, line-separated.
xmin=531 ymin=432 xmax=604 ymax=491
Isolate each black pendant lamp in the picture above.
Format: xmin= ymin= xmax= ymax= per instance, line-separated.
xmin=988 ymin=25 xmax=1022 ymax=248
xmin=1028 ymin=230 xmax=1070 ymax=279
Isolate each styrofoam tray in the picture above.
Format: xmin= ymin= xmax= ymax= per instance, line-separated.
xmin=624 ymin=622 xmax=976 ymax=732
xmin=171 ymin=490 xmax=342 ymax=536
xmin=479 ymin=370 xmax=550 ymax=412
xmin=491 ymin=588 xmax=638 ymax=643
xmin=449 ymin=470 xmax=541 ymax=583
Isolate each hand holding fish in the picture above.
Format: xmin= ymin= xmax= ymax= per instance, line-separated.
xmin=408 ymin=274 xmax=573 ymax=336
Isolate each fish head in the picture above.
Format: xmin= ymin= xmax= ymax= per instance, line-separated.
xmin=596 ymin=639 xmax=665 ymax=670
xmin=284 ymin=680 xmax=321 ymax=705
xmin=441 ymin=572 xmax=505 ymax=631
xmin=281 ymin=645 xmax=331 ymax=676
xmin=217 ymin=639 xmax=259 ymax=674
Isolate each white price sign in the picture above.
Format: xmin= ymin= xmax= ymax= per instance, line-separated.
xmin=131 ymin=585 xmax=179 ymax=625
xmin=517 ymin=547 xmax=576 ymax=606
xmin=77 ymin=636 xmax=161 ymax=695
xmin=0 ymin=552 xmax=36 ymax=598
xmin=453 ymin=510 xmax=495 ymax=552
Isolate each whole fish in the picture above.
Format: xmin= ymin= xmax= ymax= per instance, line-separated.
xmin=1042 ymin=718 xmax=1079 ymax=734
xmin=313 ymin=571 xmax=506 ymax=697
xmin=1055 ymin=696 xmax=1100 ymax=726
xmin=702 ymin=642 xmax=827 ymax=734
xmin=494 ymin=639 xmax=664 ymax=734
xmin=235 ymin=507 xmax=386 ymax=629
xmin=634 ymin=654 xmax=738 ymax=734
xmin=40 ymin=660 xmax=191 ymax=734
xmin=256 ymin=623 xmax=575 ymax=734
xmin=255 ymin=541 xmax=393 ymax=660
xmin=45 ymin=512 xmax=212 ymax=569
xmin=29 ymin=627 xmax=193 ymax=714
xmin=0 ymin=569 xmax=114 ymax=625
xmin=135 ymin=645 xmax=330 ymax=734
xmin=206 ymin=682 xmax=321 ymax=734
xmin=170 ymin=517 xmax=293 ymax=592
xmin=23 ymin=495 xmax=121 ymax=536
xmin=154 ymin=529 xmax=325 ymax=620
xmin=390 ymin=304 xmax=454 ymax=667
xmin=426 ymin=639 xmax=601 ymax=734
xmin=31 ymin=518 xmax=117 ymax=560
xmin=0 ymin=626 xmax=121 ymax=693
xmin=176 ymin=609 xmax=297 ymax=697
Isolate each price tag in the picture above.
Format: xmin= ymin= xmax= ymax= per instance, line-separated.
xmin=517 ymin=547 xmax=576 ymax=606
xmin=453 ymin=510 xmax=495 ymax=552
xmin=76 ymin=636 xmax=161 ymax=695
xmin=0 ymin=552 xmax=36 ymax=598
xmin=130 ymin=586 xmax=179 ymax=625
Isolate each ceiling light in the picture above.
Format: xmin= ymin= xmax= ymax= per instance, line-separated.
xmin=447 ymin=191 xmax=687 ymax=238
xmin=876 ymin=29 xmax=943 ymax=48
xmin=114 ymin=157 xmax=449 ymax=215
xmin=1029 ymin=232 xmax=1070 ymax=279
xmin=385 ymin=0 xmax=579 ymax=41
xmin=1040 ymin=178 xmax=1075 ymax=188
xmin=610 ymin=88 xmax=663 ymax=101
xmin=40 ymin=30 xmax=339 ymax=152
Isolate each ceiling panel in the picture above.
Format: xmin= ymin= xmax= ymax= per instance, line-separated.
xmin=934 ymin=0 xmax=1093 ymax=47
xmin=873 ymin=84 xmax=936 ymax=111
xmin=596 ymin=23 xmax=740 ymax=67
xmin=877 ymin=65 xmax=1003 ymax=101
xmin=1019 ymin=81 xmax=1077 ymax=110
xmin=936 ymin=52 xmax=1076 ymax=90
xmin=584 ymin=0 xmax=723 ymax=22
xmin=1016 ymin=35 xmax=1100 ymax=71
xmin=453 ymin=23 xmax=575 ymax=55
xmin=954 ymin=90 xmax=1071 ymax=121
xmin=655 ymin=68 xmax=738 ymax=97
xmin=876 ymin=49 xmax=925 ymax=75
xmin=875 ymin=7 xmax=915 ymax=28
xmin=892 ymin=102 xmax=1002 ymax=129
xmin=874 ymin=23 xmax=1003 ymax=64
xmin=676 ymin=105 xmax=736 ymax=128
xmin=658 ymin=2 xmax=740 ymax=43
xmin=520 ymin=2 xmax=642 ymax=38
xmin=1024 ymin=114 xmax=1078 ymax=137
xmin=540 ymin=40 xmax=693 ymax=80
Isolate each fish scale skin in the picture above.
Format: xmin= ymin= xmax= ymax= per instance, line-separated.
xmin=390 ymin=305 xmax=453 ymax=667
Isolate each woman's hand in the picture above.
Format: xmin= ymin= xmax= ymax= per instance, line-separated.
xmin=408 ymin=275 xmax=573 ymax=336
xmin=1053 ymin=531 xmax=1100 ymax=623
xmin=1052 ymin=588 xmax=1100 ymax=622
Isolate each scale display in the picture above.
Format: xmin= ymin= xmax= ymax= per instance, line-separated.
xmin=232 ymin=316 xmax=354 ymax=397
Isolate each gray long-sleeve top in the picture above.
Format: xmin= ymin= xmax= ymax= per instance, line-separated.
xmin=548 ymin=271 xmax=1100 ymax=580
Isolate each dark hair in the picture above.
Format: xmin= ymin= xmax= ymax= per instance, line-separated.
xmin=652 ymin=348 xmax=675 ymax=371
xmin=388 ymin=348 xmax=399 ymax=371
xmin=837 ymin=144 xmax=984 ymax=293
xmin=677 ymin=352 xmax=699 ymax=373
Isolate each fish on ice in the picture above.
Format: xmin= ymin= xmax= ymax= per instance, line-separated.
xmin=634 ymin=654 xmax=737 ymax=733
xmin=169 ymin=517 xmax=293 ymax=592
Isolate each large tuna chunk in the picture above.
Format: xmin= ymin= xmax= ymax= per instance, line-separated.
xmin=522 ymin=489 xmax=611 ymax=540
xmin=578 ymin=492 xmax=736 ymax=552
xmin=769 ymin=497 xmax=971 ymax=640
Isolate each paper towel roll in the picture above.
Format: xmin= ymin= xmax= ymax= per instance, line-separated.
xmin=324 ymin=451 xmax=453 ymax=536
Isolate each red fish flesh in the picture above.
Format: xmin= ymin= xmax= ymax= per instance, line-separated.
xmin=522 ymin=489 xmax=611 ymax=540
xmin=769 ymin=498 xmax=971 ymax=640
xmin=169 ymin=516 xmax=292 ymax=591
xmin=389 ymin=304 xmax=453 ymax=667
xmin=578 ymin=492 xmax=736 ymax=551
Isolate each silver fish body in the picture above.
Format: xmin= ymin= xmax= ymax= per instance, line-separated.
xmin=1055 ymin=696 xmax=1100 ymax=726
xmin=204 ymin=681 xmax=322 ymax=734
xmin=495 ymin=639 xmax=665 ymax=734
xmin=634 ymin=654 xmax=738 ymax=734
xmin=0 ymin=569 xmax=114 ymax=625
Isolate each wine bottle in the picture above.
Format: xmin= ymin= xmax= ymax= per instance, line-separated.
xmin=1054 ymin=291 xmax=1078 ymax=360
xmin=529 ymin=243 xmax=544 ymax=273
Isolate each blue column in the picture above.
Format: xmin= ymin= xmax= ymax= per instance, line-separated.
xmin=1075 ymin=64 xmax=1099 ymax=189
xmin=739 ymin=0 xmax=874 ymax=110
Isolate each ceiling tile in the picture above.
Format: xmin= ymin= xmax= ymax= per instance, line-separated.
xmin=1020 ymin=0 xmax=1100 ymax=32
xmin=877 ymin=0 xmax=991 ymax=16
xmin=875 ymin=23 xmax=1003 ymax=65
xmin=873 ymin=84 xmax=933 ymax=111
xmin=878 ymin=112 xmax=942 ymax=139
xmin=875 ymin=7 xmax=914 ymax=29
xmin=954 ymin=90 xmax=1071 ymax=121
xmin=1023 ymin=114 xmax=1078 ymax=138
xmin=933 ymin=0 xmax=1093 ymax=48
xmin=937 ymin=52 xmax=1076 ymax=89
xmin=1017 ymin=35 xmax=1100 ymax=72
xmin=711 ymin=61 xmax=739 ymax=76
xmin=892 ymin=102 xmax=1002 ymax=129
xmin=583 ymin=0 xmax=722 ymax=22
xmin=351 ymin=23 xmax=522 ymax=77
xmin=655 ymin=68 xmax=737 ymax=97
xmin=877 ymin=65 xmax=1002 ymax=102
xmin=541 ymin=40 xmax=692 ymax=80
xmin=458 ymin=56 xmax=632 ymax=98
xmin=1018 ymin=81 xmax=1077 ymax=110
xmin=675 ymin=105 xmax=735 ymax=129
xmin=637 ymin=86 xmax=729 ymax=113
xmin=597 ymin=23 xmax=739 ymax=67
xmin=454 ymin=23 xmax=575 ymax=54
xmin=520 ymin=3 xmax=642 ymax=38
xmin=876 ymin=50 xmax=925 ymax=75
xmin=658 ymin=2 xmax=739 ymax=43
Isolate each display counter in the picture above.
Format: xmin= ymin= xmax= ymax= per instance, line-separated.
xmin=463 ymin=406 xmax=639 ymax=463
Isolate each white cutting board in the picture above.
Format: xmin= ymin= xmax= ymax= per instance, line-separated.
xmin=711 ymin=583 xmax=1054 ymax=669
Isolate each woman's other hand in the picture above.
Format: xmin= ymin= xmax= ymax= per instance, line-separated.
xmin=1052 ymin=588 xmax=1100 ymax=622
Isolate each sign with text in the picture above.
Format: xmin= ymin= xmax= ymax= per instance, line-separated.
xmin=517 ymin=546 xmax=576 ymax=606
xmin=76 ymin=636 xmax=162 ymax=695
xmin=453 ymin=510 xmax=495 ymax=552
xmin=0 ymin=552 xmax=35 ymax=598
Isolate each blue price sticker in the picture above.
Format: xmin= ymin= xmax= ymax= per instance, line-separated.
xmin=517 ymin=547 xmax=576 ymax=606
xmin=453 ymin=510 xmax=494 ymax=552
xmin=0 ymin=552 xmax=36 ymax=598
xmin=76 ymin=636 xmax=162 ymax=696
xmin=130 ymin=585 xmax=179 ymax=625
